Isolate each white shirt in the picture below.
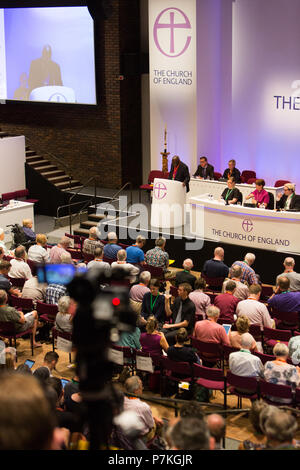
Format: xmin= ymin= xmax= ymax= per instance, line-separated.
xmin=28 ymin=244 xmax=50 ymax=264
xmin=229 ymin=349 xmax=263 ymax=377
xmin=111 ymin=262 xmax=140 ymax=283
xmin=9 ymin=258 xmax=32 ymax=280
xmin=236 ymin=298 xmax=274 ymax=328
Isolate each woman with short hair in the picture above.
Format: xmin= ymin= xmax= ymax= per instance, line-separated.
xmin=245 ymin=179 xmax=269 ymax=208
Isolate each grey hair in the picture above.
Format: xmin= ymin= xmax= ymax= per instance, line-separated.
xmin=124 ymin=375 xmax=142 ymax=394
xmin=206 ymin=305 xmax=220 ymax=318
xmin=155 ymin=237 xmax=166 ymax=247
xmin=273 ymin=342 xmax=289 ymax=357
xmin=107 ymin=232 xmax=117 ymax=241
xmin=260 ymin=407 xmax=298 ymax=444
xmin=139 ymin=271 xmax=151 ymax=283
xmin=241 ymin=333 xmax=254 ymax=350
xmin=58 ymin=296 xmax=71 ymax=314
xmin=245 ymin=253 xmax=255 ymax=263
xmin=183 ymin=259 xmax=193 ymax=270
xmin=117 ymin=249 xmax=127 ymax=261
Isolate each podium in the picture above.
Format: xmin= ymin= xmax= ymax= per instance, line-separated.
xmin=29 ymin=86 xmax=76 ymax=103
xmin=151 ymin=178 xmax=186 ymax=229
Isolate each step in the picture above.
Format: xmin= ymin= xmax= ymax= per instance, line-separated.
xmin=26 ymin=155 xmax=43 ymax=163
xmin=88 ymin=213 xmax=109 ymax=222
xmin=25 ymin=150 xmax=36 ymax=157
xmin=0 ymin=131 xmax=9 ymax=137
xmin=48 ymin=175 xmax=70 ymax=183
xmin=28 ymin=159 xmax=50 ymax=168
xmin=80 ymin=220 xmax=98 ymax=229
xmin=41 ymin=170 xmax=65 ymax=177
xmin=54 ymin=180 xmax=81 ymax=189
xmin=61 ymin=185 xmax=83 ymax=192
xmin=73 ymin=228 xmax=90 ymax=237
xmin=35 ymin=164 xmax=58 ymax=172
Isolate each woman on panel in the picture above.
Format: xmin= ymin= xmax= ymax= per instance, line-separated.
xmin=220 ymin=177 xmax=241 ymax=205
xmin=245 ymin=179 xmax=269 ymax=208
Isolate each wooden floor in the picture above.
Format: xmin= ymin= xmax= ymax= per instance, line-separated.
xmin=10 ymin=337 xmax=300 ymax=448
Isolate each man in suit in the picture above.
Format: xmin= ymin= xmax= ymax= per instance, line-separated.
xmin=276 ymin=183 xmax=300 ymax=211
xmin=193 ymin=156 xmax=214 ymax=180
xmin=168 ymin=155 xmax=190 ymax=193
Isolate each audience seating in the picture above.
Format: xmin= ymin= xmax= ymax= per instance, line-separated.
xmin=110 ymin=344 xmax=135 ymax=375
xmin=201 ymin=274 xmax=225 ymax=293
xmin=260 ymin=285 xmax=274 ymax=300
xmin=139 ymin=170 xmax=168 ymax=202
xmin=8 ymin=277 xmax=26 ymax=289
xmin=0 ymin=321 xmax=34 ymax=358
xmin=134 ymin=350 xmax=163 ymax=394
xmin=169 ymin=285 xmax=178 ymax=298
xmin=52 ymin=327 xmax=73 ymax=363
xmin=253 ymin=351 xmax=276 ymax=365
xmin=2 ymin=189 xmax=38 ymax=204
xmin=271 ymin=309 xmax=300 ymax=332
xmin=65 ymin=233 xmax=82 ymax=250
xmin=193 ymin=363 xmax=227 ymax=408
xmin=263 ymin=327 xmax=292 ymax=350
xmin=190 ymin=337 xmax=223 ymax=367
xmin=141 ymin=264 xmax=165 ymax=280
xmin=213 ymin=172 xmax=222 ymax=181
xmin=259 ymin=379 xmax=295 ymax=407
xmin=161 ymin=357 xmax=193 ymax=397
xmin=249 ymin=324 xmax=264 ymax=344
xmin=36 ymin=301 xmax=58 ymax=324
xmin=9 ymin=295 xmax=34 ymax=312
xmin=67 ymin=248 xmax=83 ymax=262
xmin=222 ymin=344 xmax=239 ymax=365
xmin=226 ymin=371 xmax=260 ymax=408
xmin=246 ymin=178 xmax=256 ymax=185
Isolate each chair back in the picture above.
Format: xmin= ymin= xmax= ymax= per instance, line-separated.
xmin=261 ymin=285 xmax=274 ymax=300
xmin=65 ymin=233 xmax=82 ymax=250
xmin=36 ymin=301 xmax=58 ymax=319
xmin=193 ymin=363 xmax=225 ymax=382
xmin=249 ymin=324 xmax=263 ymax=343
xmin=2 ymin=191 xmax=16 ymax=202
xmin=161 ymin=357 xmax=192 ymax=378
xmin=0 ymin=321 xmax=16 ymax=334
xmin=10 ymin=295 xmax=34 ymax=312
xmin=227 ymin=371 xmax=259 ymax=394
xmin=52 ymin=327 xmax=72 ymax=342
xmin=201 ymin=274 xmax=225 ymax=291
xmin=241 ymin=170 xmax=256 ymax=183
xmin=223 ymin=344 xmax=239 ymax=361
xmin=148 ymin=170 xmax=165 ymax=184
xmin=247 ymin=178 xmax=256 ymax=185
xmin=263 ymin=327 xmax=292 ymax=343
xmin=253 ymin=351 xmax=276 ymax=365
xmin=143 ymin=264 xmax=164 ymax=279
xmin=259 ymin=379 xmax=294 ymax=405
xmin=214 ymin=172 xmax=222 ymax=181
xmin=14 ymin=189 xmax=29 ymax=199
xmin=67 ymin=248 xmax=83 ymax=260
xmin=267 ymin=192 xmax=275 ymax=210
xmin=274 ymin=180 xmax=290 ymax=187
xmin=102 ymin=256 xmax=114 ymax=264
xmin=190 ymin=337 xmax=222 ymax=362
xmin=272 ymin=310 xmax=299 ymax=330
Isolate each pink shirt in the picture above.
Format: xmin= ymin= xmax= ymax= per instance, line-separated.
xmin=252 ymin=189 xmax=269 ymax=206
xmin=123 ymin=397 xmax=154 ymax=436
xmin=49 ymin=245 xmax=68 ymax=264
xmin=236 ymin=299 xmax=273 ymax=328
xmin=193 ymin=319 xmax=230 ymax=346
xmin=189 ymin=290 xmax=211 ymax=318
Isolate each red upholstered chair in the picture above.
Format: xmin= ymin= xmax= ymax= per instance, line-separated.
xmin=201 ymin=274 xmax=225 ymax=293
xmin=274 ymin=180 xmax=291 ymax=187
xmin=14 ymin=189 xmax=38 ymax=204
xmin=9 ymin=295 xmax=34 ymax=312
xmin=8 ymin=277 xmax=26 ymax=289
xmin=0 ymin=321 xmax=34 ymax=358
xmin=271 ymin=310 xmax=300 ymax=332
xmin=193 ymin=363 xmax=227 ymax=408
xmin=141 ymin=264 xmax=165 ymax=280
xmin=247 ymin=178 xmax=256 ymax=185
xmin=65 ymin=233 xmax=82 ymax=250
xmin=259 ymin=379 xmax=295 ymax=406
xmin=263 ymin=327 xmax=292 ymax=351
xmin=1 ymin=191 xmax=17 ymax=202
xmin=139 ymin=170 xmax=165 ymax=202
xmin=190 ymin=337 xmax=223 ymax=367
xmin=52 ymin=327 xmax=73 ymax=363
xmin=253 ymin=351 xmax=276 ymax=365
xmin=161 ymin=357 xmax=193 ymax=397
xmin=213 ymin=172 xmax=222 ymax=181
xmin=226 ymin=371 xmax=260 ymax=408
xmin=249 ymin=324 xmax=264 ymax=344
xmin=169 ymin=285 xmax=178 ymax=298
xmin=36 ymin=301 xmax=58 ymax=324
xmin=241 ymin=170 xmax=256 ymax=184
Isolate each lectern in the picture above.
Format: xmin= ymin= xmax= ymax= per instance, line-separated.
xmin=151 ymin=178 xmax=186 ymax=229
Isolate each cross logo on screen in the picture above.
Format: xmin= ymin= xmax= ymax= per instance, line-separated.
xmin=242 ymin=219 xmax=254 ymax=233
xmin=153 ymin=7 xmax=192 ymax=58
xmin=48 ymin=93 xmax=68 ymax=102
xmin=154 ymin=181 xmax=167 ymax=199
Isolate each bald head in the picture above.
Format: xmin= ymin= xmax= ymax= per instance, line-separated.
xmin=241 ymin=333 xmax=254 ymax=350
xmin=206 ymin=414 xmax=226 ymax=444
xmin=172 ymin=155 xmax=180 ymax=167
xmin=214 ymin=247 xmax=224 ymax=260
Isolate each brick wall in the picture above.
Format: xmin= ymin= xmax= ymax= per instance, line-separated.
xmin=0 ymin=1 xmax=142 ymax=189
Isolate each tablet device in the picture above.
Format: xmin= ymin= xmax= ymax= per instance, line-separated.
xmin=61 ymin=378 xmax=70 ymax=389
xmin=222 ymin=324 xmax=232 ymax=335
xmin=24 ymin=359 xmax=35 ymax=369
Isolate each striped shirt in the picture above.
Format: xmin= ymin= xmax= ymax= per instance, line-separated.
xmin=231 ymin=261 xmax=258 ymax=285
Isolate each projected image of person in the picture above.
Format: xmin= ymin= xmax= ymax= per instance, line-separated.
xmin=28 ymin=45 xmax=63 ymax=94
xmin=13 ymin=72 xmax=29 ymax=100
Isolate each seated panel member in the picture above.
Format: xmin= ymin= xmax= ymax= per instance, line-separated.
xmin=220 ymin=177 xmax=241 ymax=205
xmin=193 ymin=156 xmax=214 ymax=180
xmin=245 ymin=179 xmax=269 ymax=208
xmin=276 ymin=183 xmax=300 ymax=211
xmin=168 ymin=155 xmax=190 ymax=193
xmin=222 ymin=159 xmax=241 ymax=184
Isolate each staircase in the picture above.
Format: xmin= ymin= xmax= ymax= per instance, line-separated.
xmin=25 ymin=146 xmax=83 ymax=192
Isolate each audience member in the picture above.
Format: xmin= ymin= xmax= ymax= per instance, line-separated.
xmin=167 ymin=328 xmax=200 ymax=364
xmin=276 ymin=257 xmax=300 ymax=292
xmin=202 ymin=247 xmax=229 ymax=279
xmin=49 ymin=236 xmax=72 ymax=264
xmin=140 ymin=316 xmax=169 ymax=355
xmin=163 ymin=283 xmax=195 ymax=345
xmin=229 ymin=315 xmax=258 ymax=352
xmin=123 ymin=376 xmax=163 ymax=443
xmin=145 ymin=237 xmax=171 ymax=277
xmin=0 ymin=289 xmax=41 ymax=347
xmin=141 ymin=279 xmax=166 ymax=325
xmin=22 ymin=219 xmax=36 ymax=242
xmin=0 ymin=261 xmax=21 ymax=297
xmin=45 ymin=281 xmax=67 ymax=305
xmin=22 ymin=275 xmax=47 ymax=302
xmin=0 ymin=373 xmax=66 ymax=450
xmin=175 ymin=259 xmax=197 ymax=290
xmin=103 ymin=232 xmax=122 ymax=260
xmin=231 ymin=253 xmax=259 ymax=285
xmin=0 ymin=247 xmax=4 ymax=261
xmin=193 ymin=305 xmax=230 ymax=348
xmin=213 ymin=280 xmax=240 ymax=323
xmin=111 ymin=249 xmax=140 ymax=283
xmin=263 ymin=343 xmax=300 ymax=404
xmin=222 ymin=265 xmax=249 ymax=300
xmin=167 ymin=417 xmax=214 ymax=450
xmin=55 ymin=296 xmax=73 ymax=334
xmin=34 ymin=352 xmax=59 ymax=380
xmin=129 ymin=271 xmax=151 ymax=315
xmin=60 ymin=252 xmax=73 ymax=265
xmin=0 ymin=347 xmax=16 ymax=371
xmin=206 ymin=414 xmax=226 ymax=450
xmin=236 ymin=284 xmax=274 ymax=328
xmin=86 ymin=247 xmax=110 ymax=275
xmin=238 ymin=399 xmax=269 ymax=450
xmin=117 ymin=321 xmax=141 ymax=350
xmin=179 ymin=402 xmax=204 ymax=420
xmin=260 ymin=406 xmax=298 ymax=450
xmin=229 ymin=333 xmax=263 ymax=379
xmin=9 ymin=245 xmax=32 ymax=280
xmin=288 ymin=335 xmax=300 ymax=366
xmin=126 ymin=235 xmax=146 ymax=265
xmin=82 ymin=226 xmax=104 ymax=256
xmin=0 ymin=228 xmax=8 ymax=255
xmin=188 ymin=277 xmax=211 ymax=319
xmin=27 ymin=234 xmax=50 ymax=264
xmin=268 ymin=276 xmax=300 ymax=312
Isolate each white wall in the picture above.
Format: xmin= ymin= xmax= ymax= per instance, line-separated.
xmin=0 ymin=136 xmax=26 ymax=196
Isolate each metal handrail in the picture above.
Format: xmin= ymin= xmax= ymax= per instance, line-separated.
xmin=26 ymin=136 xmax=74 ymax=190
xmin=56 ymin=198 xmax=95 ymax=220
xmin=103 ymin=181 xmax=133 ymax=212
xmin=68 ymin=177 xmax=98 ymax=233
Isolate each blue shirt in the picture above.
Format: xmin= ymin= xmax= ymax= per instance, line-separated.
xmin=126 ymin=245 xmax=144 ymax=264
xmin=268 ymin=291 xmax=300 ymax=313
xmin=103 ymin=243 xmax=121 ymax=260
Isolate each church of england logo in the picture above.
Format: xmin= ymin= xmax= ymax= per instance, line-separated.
xmin=153 ymin=7 xmax=192 ymax=58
